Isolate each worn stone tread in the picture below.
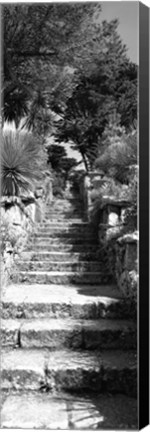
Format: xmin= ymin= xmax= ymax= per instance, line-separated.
xmin=33 ymin=237 xmax=97 ymax=244
xmin=32 ymin=238 xmax=97 ymax=245
xmin=37 ymin=226 xmax=92 ymax=233
xmin=32 ymin=232 xmax=96 ymax=238
xmin=1 ymin=392 xmax=138 ymax=429
xmin=15 ymin=260 xmax=102 ymax=272
xmin=1 ymin=348 xmax=137 ymax=370
xmin=40 ymin=221 xmax=88 ymax=226
xmin=42 ymin=219 xmax=86 ymax=223
xmin=3 ymin=283 xmax=120 ymax=300
xmin=1 ymin=348 xmax=137 ymax=394
xmin=20 ymin=251 xmax=98 ymax=261
xmin=28 ymin=244 xmax=98 ymax=252
xmin=17 ymin=271 xmax=108 ymax=276
xmin=2 ymin=283 xmax=132 ymax=320
xmin=14 ymin=271 xmax=113 ymax=285
xmin=1 ymin=318 xmax=136 ymax=350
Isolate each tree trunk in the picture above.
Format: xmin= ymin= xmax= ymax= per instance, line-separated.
xmin=81 ymin=152 xmax=89 ymax=173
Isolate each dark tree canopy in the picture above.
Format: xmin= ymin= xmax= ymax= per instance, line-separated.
xmin=3 ymin=3 xmax=103 ymax=128
xmin=3 ymin=4 xmax=137 ymax=173
xmin=47 ymin=144 xmax=67 ymax=170
xmin=47 ymin=144 xmax=76 ymax=176
xmin=55 ymin=19 xmax=137 ymax=171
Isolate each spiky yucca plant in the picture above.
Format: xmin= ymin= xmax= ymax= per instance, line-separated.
xmin=1 ymin=131 xmax=43 ymax=196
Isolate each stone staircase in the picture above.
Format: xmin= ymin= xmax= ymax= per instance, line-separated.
xmin=1 ymin=197 xmax=137 ymax=429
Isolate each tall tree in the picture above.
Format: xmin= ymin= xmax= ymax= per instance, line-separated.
xmin=47 ymin=144 xmax=76 ymax=178
xmin=3 ymin=5 xmax=137 ymax=149
xmin=55 ymin=20 xmax=137 ymax=171
xmin=47 ymin=144 xmax=67 ymax=170
xmin=3 ymin=3 xmax=102 ymax=128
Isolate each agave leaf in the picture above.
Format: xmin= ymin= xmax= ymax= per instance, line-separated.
xmin=1 ymin=131 xmax=43 ymax=196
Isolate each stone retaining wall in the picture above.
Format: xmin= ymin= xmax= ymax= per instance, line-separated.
xmin=1 ymin=195 xmax=44 ymax=289
xmin=78 ymin=176 xmax=138 ymax=302
xmin=115 ymin=232 xmax=138 ymax=302
xmin=98 ymin=199 xmax=138 ymax=304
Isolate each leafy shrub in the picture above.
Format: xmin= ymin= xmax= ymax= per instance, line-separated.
xmin=91 ymin=178 xmax=129 ymax=203
xmin=1 ymin=131 xmax=43 ymax=196
xmin=1 ymin=209 xmax=33 ymax=256
xmin=95 ymin=131 xmax=137 ymax=184
xmin=1 ymin=216 xmax=21 ymax=288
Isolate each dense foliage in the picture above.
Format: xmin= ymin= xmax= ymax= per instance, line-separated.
xmin=3 ymin=3 xmax=102 ymax=130
xmin=3 ymin=5 xmax=137 ymax=149
xmin=91 ymin=116 xmax=138 ymax=231
xmin=95 ymin=129 xmax=137 ymax=184
xmin=55 ymin=19 xmax=137 ymax=170
xmin=1 ymin=131 xmax=43 ymax=196
xmin=3 ymin=4 xmax=138 ymax=229
xmin=47 ymin=144 xmax=77 ymax=195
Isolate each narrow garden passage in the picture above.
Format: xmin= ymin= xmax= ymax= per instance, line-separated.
xmin=2 ymin=2 xmax=139 ymax=428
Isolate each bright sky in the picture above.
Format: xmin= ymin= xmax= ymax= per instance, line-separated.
xmin=100 ymin=1 xmax=139 ymax=64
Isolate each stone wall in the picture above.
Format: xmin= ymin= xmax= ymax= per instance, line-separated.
xmin=1 ymin=195 xmax=42 ymax=290
xmin=75 ymin=172 xmax=138 ymax=306
xmin=97 ymin=197 xmax=138 ymax=304
xmin=115 ymin=232 xmax=138 ymax=303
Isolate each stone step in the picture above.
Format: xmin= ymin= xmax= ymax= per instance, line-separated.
xmin=45 ymin=211 xmax=82 ymax=215
xmin=37 ymin=225 xmax=91 ymax=234
xmin=2 ymin=284 xmax=135 ymax=320
xmin=32 ymin=232 xmax=97 ymax=240
xmin=19 ymin=251 xmax=98 ymax=262
xmin=1 ymin=392 xmax=138 ymax=429
xmin=15 ymin=260 xmax=102 ymax=272
xmin=46 ymin=201 xmax=77 ymax=208
xmin=1 ymin=318 xmax=137 ymax=350
xmin=46 ymin=206 xmax=74 ymax=211
xmin=39 ymin=221 xmax=88 ymax=227
xmin=32 ymin=237 xmax=98 ymax=245
xmin=45 ymin=206 xmax=81 ymax=212
xmin=1 ymin=348 xmax=137 ymax=396
xmin=44 ymin=218 xmax=85 ymax=223
xmin=15 ymin=271 xmax=112 ymax=285
xmin=28 ymin=244 xmax=98 ymax=252
xmin=45 ymin=216 xmax=84 ymax=221
xmin=45 ymin=208 xmax=83 ymax=213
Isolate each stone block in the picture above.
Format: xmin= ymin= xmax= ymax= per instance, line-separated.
xmin=1 ymin=319 xmax=20 ymax=346
xmin=1 ymin=349 xmax=46 ymax=391
xmin=119 ymin=270 xmax=138 ymax=302
xmin=125 ymin=242 xmax=138 ymax=271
